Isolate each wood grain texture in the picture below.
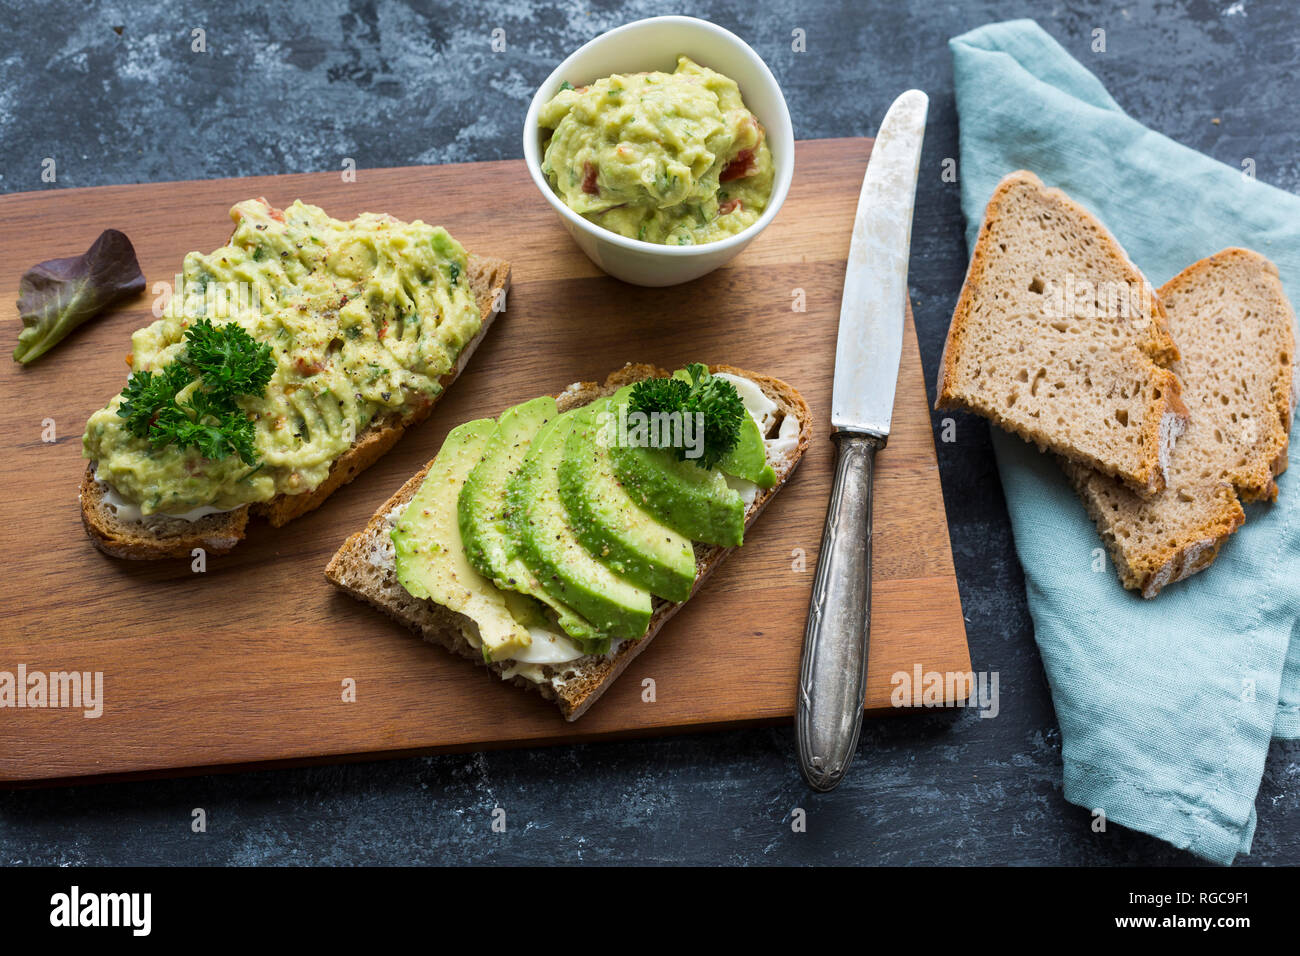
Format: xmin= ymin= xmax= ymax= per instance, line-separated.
xmin=0 ymin=138 xmax=969 ymax=783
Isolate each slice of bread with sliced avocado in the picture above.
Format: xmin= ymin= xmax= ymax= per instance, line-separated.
xmin=80 ymin=253 xmax=510 ymax=560
xmin=936 ymin=170 xmax=1189 ymax=496
xmin=1062 ymin=248 xmax=1295 ymax=597
xmin=324 ymin=363 xmax=811 ymax=721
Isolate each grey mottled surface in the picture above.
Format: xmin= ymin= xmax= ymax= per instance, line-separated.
xmin=2 ymin=0 xmax=1297 ymax=865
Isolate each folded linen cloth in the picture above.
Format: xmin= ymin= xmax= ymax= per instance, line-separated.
xmin=949 ymin=18 xmax=1300 ymax=863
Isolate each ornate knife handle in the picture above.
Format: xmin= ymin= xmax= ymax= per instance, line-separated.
xmin=796 ymin=430 xmax=881 ymax=792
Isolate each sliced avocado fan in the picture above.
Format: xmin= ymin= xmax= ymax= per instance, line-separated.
xmin=560 ymin=397 xmax=697 ymax=603
xmin=459 ymin=395 xmax=609 ymax=652
xmin=393 ymin=368 xmax=779 ymax=659
xmin=509 ymin=412 xmax=654 ymax=640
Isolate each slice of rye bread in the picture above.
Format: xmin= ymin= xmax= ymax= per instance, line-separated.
xmin=324 ymin=363 xmax=813 ymax=721
xmin=1062 ymin=248 xmax=1296 ymax=598
xmin=80 ymin=254 xmax=511 ymax=560
xmin=936 ymin=170 xmax=1189 ymax=496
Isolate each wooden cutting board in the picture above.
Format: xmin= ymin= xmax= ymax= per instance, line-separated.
xmin=0 ymin=138 xmax=969 ymax=784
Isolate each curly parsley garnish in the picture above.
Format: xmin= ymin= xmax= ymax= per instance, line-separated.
xmin=116 ymin=318 xmax=274 ymax=465
xmin=627 ymin=363 xmax=745 ymax=470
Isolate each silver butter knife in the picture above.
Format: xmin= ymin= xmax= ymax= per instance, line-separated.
xmin=796 ymin=89 xmax=928 ymax=792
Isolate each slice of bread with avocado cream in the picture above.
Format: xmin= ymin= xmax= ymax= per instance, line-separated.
xmin=324 ymin=363 xmax=811 ymax=721
xmin=80 ymin=254 xmax=510 ymax=559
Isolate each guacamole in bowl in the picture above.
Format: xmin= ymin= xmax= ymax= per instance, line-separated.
xmin=537 ymin=56 xmax=775 ymax=246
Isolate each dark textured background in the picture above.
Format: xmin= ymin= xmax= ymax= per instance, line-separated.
xmin=2 ymin=0 xmax=1297 ymax=865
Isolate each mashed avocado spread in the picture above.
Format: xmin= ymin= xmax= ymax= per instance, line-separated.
xmin=83 ymin=199 xmax=483 ymax=516
xmin=538 ymin=56 xmax=774 ymax=245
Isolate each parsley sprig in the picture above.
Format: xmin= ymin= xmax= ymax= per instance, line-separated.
xmin=116 ymin=318 xmax=275 ymax=465
xmin=627 ymin=363 xmax=745 ymax=470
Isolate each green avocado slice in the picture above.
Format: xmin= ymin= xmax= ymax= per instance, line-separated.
xmin=609 ymin=441 xmax=745 ymax=547
xmin=508 ymin=411 xmax=653 ymax=640
xmin=458 ymin=395 xmax=606 ymax=648
xmin=560 ymin=397 xmax=697 ymax=603
xmin=606 ymin=381 xmax=745 ymax=548
xmin=391 ymin=419 xmax=532 ymax=661
xmin=717 ymin=414 xmax=777 ymax=487
xmin=664 ymin=367 xmax=775 ymax=486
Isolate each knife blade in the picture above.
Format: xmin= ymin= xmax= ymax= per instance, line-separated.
xmin=796 ymin=89 xmax=928 ymax=792
xmin=831 ymin=89 xmax=929 ymax=436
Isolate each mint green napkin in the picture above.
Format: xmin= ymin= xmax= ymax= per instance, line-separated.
xmin=950 ymin=19 xmax=1300 ymax=864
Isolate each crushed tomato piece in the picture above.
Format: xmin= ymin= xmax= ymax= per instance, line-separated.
xmin=720 ymin=148 xmax=756 ymax=183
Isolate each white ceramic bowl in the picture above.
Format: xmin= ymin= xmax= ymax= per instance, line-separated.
xmin=522 ymin=16 xmax=795 ymax=287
